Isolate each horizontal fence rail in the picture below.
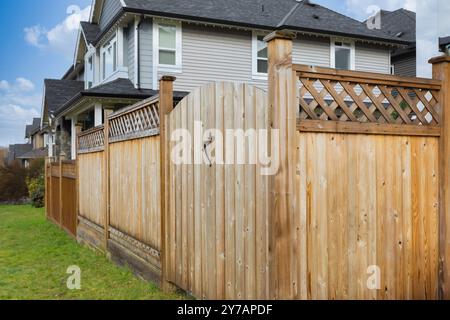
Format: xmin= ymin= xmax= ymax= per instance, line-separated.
xmin=78 ymin=126 xmax=105 ymax=154
xmin=108 ymin=96 xmax=160 ymax=143
xmin=294 ymin=64 xmax=443 ymax=136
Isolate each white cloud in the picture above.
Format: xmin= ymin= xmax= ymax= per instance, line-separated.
xmin=0 ymin=80 xmax=9 ymax=90
xmin=0 ymin=78 xmax=41 ymax=146
xmin=24 ymin=25 xmax=47 ymax=48
xmin=24 ymin=5 xmax=91 ymax=60
xmin=16 ymin=78 xmax=35 ymax=92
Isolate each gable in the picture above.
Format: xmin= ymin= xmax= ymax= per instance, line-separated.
xmin=99 ymin=0 xmax=123 ymax=30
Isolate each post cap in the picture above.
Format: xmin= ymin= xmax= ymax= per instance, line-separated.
xmin=429 ymin=55 xmax=450 ymax=64
xmin=264 ymin=30 xmax=296 ymax=43
xmin=160 ymin=75 xmax=177 ymax=82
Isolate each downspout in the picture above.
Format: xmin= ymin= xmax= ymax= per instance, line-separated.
xmin=136 ymin=15 xmax=143 ymax=89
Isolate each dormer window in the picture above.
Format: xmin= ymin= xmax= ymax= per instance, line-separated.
xmin=331 ymin=38 xmax=355 ymax=70
xmin=101 ymin=35 xmax=117 ymax=80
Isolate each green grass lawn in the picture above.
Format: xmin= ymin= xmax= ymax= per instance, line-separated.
xmin=0 ymin=205 xmax=185 ymax=300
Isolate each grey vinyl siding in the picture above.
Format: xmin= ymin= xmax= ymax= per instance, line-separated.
xmin=99 ymin=0 xmax=122 ymax=30
xmin=393 ymin=54 xmax=416 ymax=77
xmin=126 ymin=26 xmax=135 ymax=82
xmin=123 ymin=27 xmax=129 ymax=68
xmin=158 ymin=24 xmax=266 ymax=92
xmin=139 ymin=20 xmax=153 ymax=89
xmin=355 ymin=43 xmax=391 ymax=74
xmin=293 ymin=36 xmax=330 ymax=67
xmin=143 ymin=22 xmax=391 ymax=93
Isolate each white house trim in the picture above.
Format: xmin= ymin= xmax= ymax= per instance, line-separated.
xmin=71 ymin=116 xmax=78 ymax=160
xmin=252 ymin=31 xmax=269 ymax=81
xmin=152 ymin=18 xmax=183 ymax=90
xmin=330 ymin=37 xmax=355 ymax=70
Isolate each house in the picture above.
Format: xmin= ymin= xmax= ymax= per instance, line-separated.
xmin=440 ymin=36 xmax=450 ymax=54
xmin=40 ymin=0 xmax=410 ymax=160
xmin=6 ymin=118 xmax=48 ymax=168
xmin=6 ymin=144 xmax=33 ymax=168
xmin=18 ymin=118 xmax=49 ymax=166
xmin=379 ymin=9 xmax=416 ymax=77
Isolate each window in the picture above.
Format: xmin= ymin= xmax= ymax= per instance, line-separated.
xmin=85 ymin=54 xmax=94 ymax=89
xmin=154 ymin=20 xmax=182 ymax=71
xmin=101 ymin=36 xmax=117 ymax=80
xmin=252 ymin=33 xmax=268 ymax=79
xmin=331 ymin=39 xmax=355 ymax=70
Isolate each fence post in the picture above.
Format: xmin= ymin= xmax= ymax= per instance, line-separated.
xmin=59 ymin=153 xmax=65 ymax=228
xmin=265 ymin=30 xmax=297 ymax=299
xmin=159 ymin=75 xmax=176 ymax=291
xmin=44 ymin=158 xmax=49 ymax=219
xmin=75 ymin=125 xmax=82 ymax=231
xmin=104 ymin=110 xmax=114 ymax=250
xmin=430 ymin=55 xmax=450 ymax=299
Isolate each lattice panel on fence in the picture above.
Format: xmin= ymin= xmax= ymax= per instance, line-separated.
xmin=296 ymin=69 xmax=442 ymax=127
xmin=78 ymin=126 xmax=105 ymax=154
xmin=109 ymin=98 xmax=160 ymax=143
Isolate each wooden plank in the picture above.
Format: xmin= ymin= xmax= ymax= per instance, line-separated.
xmin=193 ymin=88 xmax=202 ymax=297
xmin=255 ymin=86 xmax=269 ymax=300
xmin=187 ymin=87 xmax=195 ymax=294
xmin=234 ymin=82 xmax=245 ymax=299
xmin=215 ymin=82 xmax=225 ymax=299
xmin=224 ymin=83 xmax=236 ymax=300
xmin=243 ymin=84 xmax=255 ymax=300
xmin=297 ymin=120 xmax=441 ymax=137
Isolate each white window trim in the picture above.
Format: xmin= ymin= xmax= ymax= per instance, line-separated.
xmin=252 ymin=31 xmax=269 ymax=80
xmin=153 ymin=19 xmax=183 ymax=74
xmin=85 ymin=50 xmax=95 ymax=89
xmin=100 ymin=33 xmax=118 ymax=81
xmin=330 ymin=37 xmax=355 ymax=70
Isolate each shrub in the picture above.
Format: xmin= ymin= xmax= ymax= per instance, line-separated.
xmin=27 ymin=174 xmax=45 ymax=208
xmin=0 ymin=163 xmax=29 ymax=202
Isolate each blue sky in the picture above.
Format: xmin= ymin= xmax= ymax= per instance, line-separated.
xmin=0 ymin=0 xmax=446 ymax=147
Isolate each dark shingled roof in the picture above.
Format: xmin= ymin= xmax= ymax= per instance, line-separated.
xmin=7 ymin=144 xmax=33 ymax=163
xmin=25 ymin=118 xmax=41 ymax=138
xmin=440 ymin=36 xmax=450 ymax=52
xmin=54 ymin=79 xmax=156 ymax=116
xmin=119 ymin=0 xmax=407 ymax=44
xmin=44 ymin=79 xmax=84 ymax=114
xmin=379 ymin=9 xmax=416 ymax=44
xmin=55 ymin=78 xmax=189 ymax=117
xmin=17 ymin=147 xmax=48 ymax=160
xmin=80 ymin=21 xmax=101 ymax=44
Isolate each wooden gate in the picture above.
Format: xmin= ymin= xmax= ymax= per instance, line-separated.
xmin=164 ymin=82 xmax=270 ymax=299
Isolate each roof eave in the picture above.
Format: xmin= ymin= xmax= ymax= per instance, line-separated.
xmin=280 ymin=25 xmax=411 ymax=46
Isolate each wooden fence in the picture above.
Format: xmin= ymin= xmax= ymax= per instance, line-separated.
xmin=76 ymin=97 xmax=163 ymax=281
xmin=45 ymin=159 xmax=77 ymax=237
xmin=46 ymin=31 xmax=450 ymax=300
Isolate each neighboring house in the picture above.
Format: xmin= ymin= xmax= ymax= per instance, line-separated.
xmin=379 ymin=9 xmax=416 ymax=77
xmin=41 ymin=0 xmax=410 ymax=160
xmin=18 ymin=118 xmax=49 ymax=166
xmin=440 ymin=36 xmax=450 ymax=54
xmin=6 ymin=144 xmax=33 ymax=168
